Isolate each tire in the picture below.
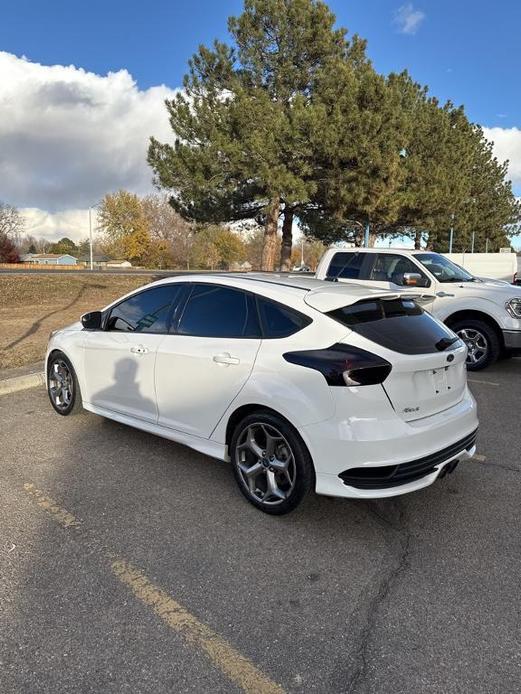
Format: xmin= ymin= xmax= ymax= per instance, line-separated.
xmin=230 ymin=411 xmax=314 ymax=515
xmin=451 ymin=319 xmax=501 ymax=371
xmin=47 ymin=351 xmax=83 ymax=416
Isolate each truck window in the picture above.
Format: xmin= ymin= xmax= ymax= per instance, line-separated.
xmin=326 ymin=252 xmax=367 ymax=280
xmin=370 ymin=254 xmax=430 ymax=286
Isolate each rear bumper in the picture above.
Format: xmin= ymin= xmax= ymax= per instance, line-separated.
xmin=299 ymin=385 xmax=478 ymax=499
xmin=502 ymin=329 xmax=521 ymax=351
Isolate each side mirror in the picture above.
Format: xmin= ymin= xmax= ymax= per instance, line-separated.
xmin=81 ymin=311 xmax=102 ymax=330
xmin=402 ymin=273 xmax=429 ymax=288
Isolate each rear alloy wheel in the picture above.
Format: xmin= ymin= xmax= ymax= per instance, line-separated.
xmin=47 ymin=352 xmax=82 ymax=416
xmin=230 ymin=412 xmax=314 ymax=515
xmin=452 ymin=319 xmax=501 ymax=371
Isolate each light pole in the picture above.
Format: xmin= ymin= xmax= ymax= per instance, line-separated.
xmin=88 ymin=207 xmax=94 ymax=271
xmin=448 ymin=213 xmax=455 ymax=253
xmin=471 ymin=231 xmax=475 ymax=253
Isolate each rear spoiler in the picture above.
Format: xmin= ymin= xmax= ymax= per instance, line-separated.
xmin=304 ymin=287 xmax=435 ymax=313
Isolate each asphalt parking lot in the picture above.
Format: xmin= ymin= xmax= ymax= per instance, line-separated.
xmin=1 ymin=359 xmax=520 ymax=693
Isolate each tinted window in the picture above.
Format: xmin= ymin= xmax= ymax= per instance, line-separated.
xmin=328 ymin=298 xmax=459 ymax=354
xmin=178 ymin=285 xmax=260 ymax=338
xmin=258 ymin=298 xmax=312 ymax=338
xmin=327 ymin=252 xmax=366 ymax=280
xmin=370 ymin=254 xmax=429 ymax=286
xmin=415 ymin=253 xmax=475 ymax=283
xmin=107 ymin=285 xmax=183 ymax=333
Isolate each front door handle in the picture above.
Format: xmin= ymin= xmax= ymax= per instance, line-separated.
xmin=436 ymin=291 xmax=455 ymax=298
xmin=213 ymin=353 xmax=240 ymax=366
xmin=130 ymin=344 xmax=149 ymax=355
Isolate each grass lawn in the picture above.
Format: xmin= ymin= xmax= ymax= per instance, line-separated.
xmin=0 ymin=274 xmax=158 ymax=369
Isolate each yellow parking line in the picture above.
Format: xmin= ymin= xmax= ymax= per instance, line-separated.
xmin=22 ymin=482 xmax=285 ymax=694
xmin=23 ymin=483 xmax=81 ymax=528
xmin=112 ymin=559 xmax=285 ymax=694
xmin=467 ymin=379 xmax=499 ymax=386
xmin=471 ymin=454 xmax=486 ymax=462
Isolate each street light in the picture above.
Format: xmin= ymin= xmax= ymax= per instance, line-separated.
xmin=88 ymin=207 xmax=93 ymax=271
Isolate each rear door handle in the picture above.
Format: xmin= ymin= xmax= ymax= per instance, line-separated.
xmin=436 ymin=291 xmax=455 ymax=298
xmin=130 ymin=345 xmax=149 ymax=355
xmin=213 ymin=352 xmax=240 ymax=365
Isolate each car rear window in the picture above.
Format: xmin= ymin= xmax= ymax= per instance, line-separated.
xmin=327 ymin=298 xmax=459 ymax=354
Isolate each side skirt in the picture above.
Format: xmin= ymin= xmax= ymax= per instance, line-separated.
xmin=82 ymin=402 xmax=227 ymax=462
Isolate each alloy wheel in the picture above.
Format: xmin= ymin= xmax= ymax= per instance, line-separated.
xmin=457 ymin=328 xmax=488 ymax=366
xmin=48 ymin=359 xmax=74 ymax=411
xmin=235 ymin=422 xmax=297 ymax=505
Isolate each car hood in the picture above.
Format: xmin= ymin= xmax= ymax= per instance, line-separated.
xmin=52 ymin=320 xmax=83 ymax=337
xmin=448 ymin=279 xmax=521 ymax=297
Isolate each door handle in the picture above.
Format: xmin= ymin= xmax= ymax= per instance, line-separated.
xmin=213 ymin=353 xmax=240 ymax=365
xmin=436 ymin=291 xmax=455 ymax=298
xmin=130 ymin=345 xmax=149 ymax=354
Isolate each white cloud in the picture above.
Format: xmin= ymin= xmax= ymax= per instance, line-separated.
xmin=0 ymin=51 xmax=178 ymax=234
xmin=394 ymin=4 xmax=425 ymax=35
xmin=20 ymin=207 xmax=96 ymax=243
xmin=483 ymin=126 xmax=521 ymax=188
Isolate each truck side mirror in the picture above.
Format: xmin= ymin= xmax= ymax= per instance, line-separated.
xmin=402 ymin=273 xmax=429 ymax=288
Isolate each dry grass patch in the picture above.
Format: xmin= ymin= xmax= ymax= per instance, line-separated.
xmin=0 ymin=274 xmax=157 ymax=369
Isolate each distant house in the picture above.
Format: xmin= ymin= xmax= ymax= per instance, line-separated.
xmin=21 ymin=253 xmax=77 ymax=265
xmin=106 ymin=259 xmax=132 ymax=268
xmin=78 ymin=253 xmax=111 ymax=269
xmin=230 ymin=260 xmax=253 ymax=272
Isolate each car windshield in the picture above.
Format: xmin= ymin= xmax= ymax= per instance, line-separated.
xmin=415 ymin=253 xmax=476 ymax=283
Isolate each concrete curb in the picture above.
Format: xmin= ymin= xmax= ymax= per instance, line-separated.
xmin=0 ymin=371 xmax=45 ymax=396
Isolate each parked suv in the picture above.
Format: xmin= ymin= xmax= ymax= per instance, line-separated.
xmin=315 ymin=248 xmax=521 ymax=370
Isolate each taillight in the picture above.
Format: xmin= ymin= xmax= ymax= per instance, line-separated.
xmin=283 ymin=344 xmax=392 ymax=386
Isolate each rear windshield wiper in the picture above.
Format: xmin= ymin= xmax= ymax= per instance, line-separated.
xmin=435 ymin=336 xmax=459 ymax=351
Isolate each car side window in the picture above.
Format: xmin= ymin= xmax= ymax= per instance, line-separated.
xmin=257 ymin=297 xmax=312 ymax=338
xmin=371 ymin=254 xmax=429 ymax=286
xmin=326 ymin=252 xmax=367 ymax=280
xmin=177 ymin=284 xmax=261 ymax=338
xmin=106 ymin=285 xmax=184 ymax=334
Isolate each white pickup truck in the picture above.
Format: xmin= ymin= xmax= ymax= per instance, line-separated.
xmin=315 ymin=248 xmax=521 ymax=370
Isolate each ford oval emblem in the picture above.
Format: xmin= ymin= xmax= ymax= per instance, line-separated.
xmin=447 ymin=354 xmax=455 ymax=363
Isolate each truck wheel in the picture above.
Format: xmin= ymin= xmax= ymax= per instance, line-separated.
xmin=452 ymin=319 xmax=501 ymax=371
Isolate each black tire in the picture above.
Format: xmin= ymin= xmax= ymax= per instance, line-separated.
xmin=47 ymin=351 xmax=83 ymax=416
xmin=451 ymin=318 xmax=501 ymax=371
xmin=230 ymin=411 xmax=314 ymax=515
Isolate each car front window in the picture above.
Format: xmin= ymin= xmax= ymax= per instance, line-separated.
xmin=415 ymin=253 xmax=475 ymax=283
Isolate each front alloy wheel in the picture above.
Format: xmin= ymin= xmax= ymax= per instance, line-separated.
xmin=230 ymin=413 xmax=314 ymax=515
xmin=452 ymin=318 xmax=501 ymax=371
xmin=457 ymin=328 xmax=488 ymax=367
xmin=47 ymin=353 xmax=82 ymax=415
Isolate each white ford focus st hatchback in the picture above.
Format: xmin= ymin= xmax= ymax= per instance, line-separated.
xmin=46 ymin=274 xmax=478 ymax=514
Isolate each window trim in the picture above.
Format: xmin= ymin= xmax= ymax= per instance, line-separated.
xmin=103 ymin=283 xmax=188 ymax=335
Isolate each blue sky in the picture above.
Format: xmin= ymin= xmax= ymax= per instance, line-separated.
xmin=2 ymin=0 xmax=519 ymax=128
xmin=1 ymin=1 xmax=520 ymax=244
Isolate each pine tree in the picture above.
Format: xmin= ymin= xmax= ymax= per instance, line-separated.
xmin=148 ymin=0 xmax=362 ymax=270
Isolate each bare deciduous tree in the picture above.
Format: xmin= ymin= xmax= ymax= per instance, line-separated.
xmin=0 ymin=202 xmax=25 ymax=243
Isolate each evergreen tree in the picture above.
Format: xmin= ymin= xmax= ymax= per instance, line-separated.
xmin=148 ymin=0 xmax=362 ymax=270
